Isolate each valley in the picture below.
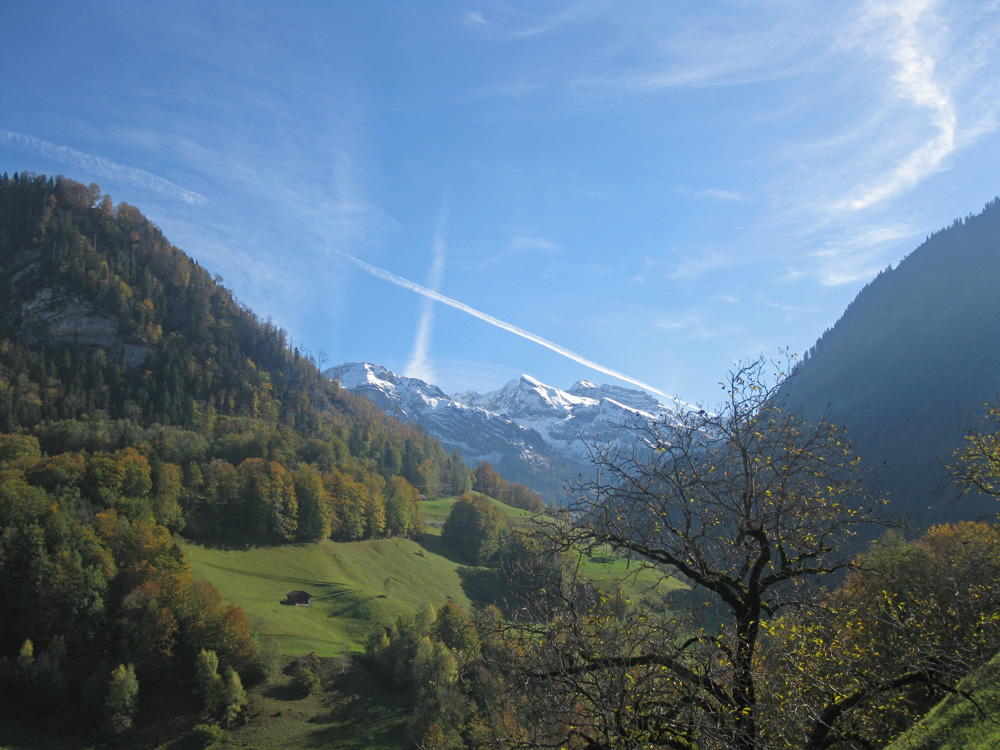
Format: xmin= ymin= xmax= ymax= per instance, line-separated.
xmin=1 ymin=174 xmax=1000 ymax=749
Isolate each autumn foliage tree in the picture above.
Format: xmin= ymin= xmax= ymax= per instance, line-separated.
xmin=486 ymin=358 xmax=891 ymax=750
xmin=950 ymin=394 xmax=1000 ymax=500
xmin=766 ymin=521 xmax=1000 ymax=749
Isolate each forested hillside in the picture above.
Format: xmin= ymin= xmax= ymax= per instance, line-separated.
xmin=0 ymin=172 xmax=481 ymax=738
xmin=6 ymin=173 xmax=1000 ymax=750
xmin=780 ymin=198 xmax=1000 ymax=528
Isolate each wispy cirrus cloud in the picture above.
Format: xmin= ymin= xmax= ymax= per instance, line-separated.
xmin=509 ymin=235 xmax=559 ymax=253
xmin=693 ymin=188 xmax=749 ymax=202
xmin=832 ymin=0 xmax=957 ymax=212
xmin=669 ymin=249 xmax=734 ymax=281
xmin=653 ymin=311 xmax=746 ymax=342
xmin=566 ymin=2 xmax=838 ymax=96
xmin=796 ymin=0 xmax=1000 ymax=284
xmin=477 ymin=232 xmax=561 ymax=271
xmin=810 ymin=222 xmax=914 ymax=286
xmin=462 ymin=1 xmax=607 ymax=39
xmin=0 ymin=129 xmax=206 ymax=205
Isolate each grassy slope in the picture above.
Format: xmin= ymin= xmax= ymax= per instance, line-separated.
xmin=419 ymin=491 xmax=548 ymax=527
xmin=418 ymin=494 xmax=683 ymax=600
xmin=179 ymin=536 xmax=470 ymax=655
xmin=182 ymin=494 xmax=684 ymax=656
xmin=0 ymin=494 xmax=683 ymax=750
xmin=886 ymin=652 xmax=1000 ymax=750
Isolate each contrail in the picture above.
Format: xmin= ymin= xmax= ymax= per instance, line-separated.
xmin=337 ymin=249 xmax=681 ymax=403
xmin=1 ymin=130 xmax=206 ymax=205
xmin=404 ymin=206 xmax=448 ymax=383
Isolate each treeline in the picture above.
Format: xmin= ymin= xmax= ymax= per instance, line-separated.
xmin=470 ymin=461 xmax=545 ymax=514
xmin=364 ymin=520 xmax=1000 ymax=750
xmin=0 ymin=434 xmax=263 ymax=738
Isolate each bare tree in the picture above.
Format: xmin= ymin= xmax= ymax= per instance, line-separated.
xmin=482 ymin=358 xmax=898 ymax=750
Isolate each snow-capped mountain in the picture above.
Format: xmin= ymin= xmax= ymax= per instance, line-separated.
xmin=328 ymin=362 xmax=681 ymax=503
xmin=454 ymin=374 xmax=678 ymax=464
xmin=328 ymin=363 xmax=568 ymax=499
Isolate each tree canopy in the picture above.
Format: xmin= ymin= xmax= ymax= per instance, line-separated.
xmin=476 ymin=359 xmax=1000 ymax=750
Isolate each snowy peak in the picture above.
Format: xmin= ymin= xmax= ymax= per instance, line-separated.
xmin=328 ymin=362 xmax=567 ymax=500
xmin=567 ymin=380 xmax=664 ymax=414
xmin=328 ymin=362 xmax=452 ymax=416
xmin=329 ymin=362 xmax=682 ymax=504
xmin=457 ymin=374 xmax=595 ymax=419
xmin=457 ymin=374 xmax=671 ymax=424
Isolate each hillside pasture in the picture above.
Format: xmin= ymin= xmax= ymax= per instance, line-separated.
xmin=180 ymin=493 xmax=685 ymax=657
xmin=419 ymin=491 xmax=549 ymax=534
xmin=179 ymin=537 xmax=470 ymax=655
xmin=886 ymin=652 xmax=1000 ymax=750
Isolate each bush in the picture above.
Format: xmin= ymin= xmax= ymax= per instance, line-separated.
xmin=103 ymin=664 xmax=139 ymax=740
xmin=221 ymin=667 xmax=247 ymax=725
xmin=246 ymin=634 xmax=281 ymax=682
xmin=291 ymin=668 xmax=322 ymax=696
xmin=191 ymin=722 xmax=225 ymax=747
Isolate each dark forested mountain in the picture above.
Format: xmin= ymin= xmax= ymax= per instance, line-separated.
xmin=0 ymin=172 xmax=476 ymax=736
xmin=0 ymin=173 xmax=471 ymax=527
xmin=780 ymin=198 xmax=1000 ymax=528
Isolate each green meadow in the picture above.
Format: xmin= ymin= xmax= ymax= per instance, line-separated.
xmin=179 ymin=535 xmax=471 ymax=655
xmin=418 ymin=491 xmax=551 ymax=531
xmin=181 ymin=495 xmax=683 ymax=657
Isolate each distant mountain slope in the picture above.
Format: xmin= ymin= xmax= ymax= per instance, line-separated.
xmin=329 ymin=362 xmax=682 ymax=503
xmin=454 ymin=374 xmax=678 ymax=464
xmin=329 ymin=362 xmax=568 ymax=499
xmin=780 ymin=198 xmax=1000 ymax=527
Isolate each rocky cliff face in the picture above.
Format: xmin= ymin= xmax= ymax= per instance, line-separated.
xmin=1 ymin=253 xmax=149 ymax=368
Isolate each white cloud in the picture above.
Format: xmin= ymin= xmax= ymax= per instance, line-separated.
xmin=669 ymin=249 xmax=733 ymax=281
xmin=694 ymin=188 xmax=749 ymax=202
xmin=1 ymin=129 xmax=206 ymax=205
xmin=567 ymin=2 xmax=841 ymax=96
xmin=464 ymin=1 xmax=607 ymax=39
xmin=811 ymin=222 xmax=914 ymax=286
xmin=832 ymin=0 xmax=957 ymax=211
xmin=510 ymin=235 xmax=559 ymax=252
xmin=654 ymin=311 xmax=745 ymax=341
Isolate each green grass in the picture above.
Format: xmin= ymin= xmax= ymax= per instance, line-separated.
xmin=179 ymin=537 xmax=471 ymax=655
xmin=576 ymin=547 xmax=687 ymax=599
xmin=223 ymin=658 xmax=410 ymax=750
xmin=886 ymin=652 xmax=1000 ymax=750
xmin=181 ymin=495 xmax=683 ymax=657
xmin=419 ymin=492 xmax=552 ymax=535
xmin=420 ymin=494 xmax=683 ymax=598
xmin=0 ymin=496 xmax=680 ymax=750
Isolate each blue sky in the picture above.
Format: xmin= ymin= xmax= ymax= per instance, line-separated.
xmin=2 ymin=1 xmax=999 ymax=406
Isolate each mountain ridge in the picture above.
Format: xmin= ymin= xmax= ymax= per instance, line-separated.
xmin=781 ymin=197 xmax=1000 ymax=527
xmin=328 ymin=361 xmax=682 ymax=503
